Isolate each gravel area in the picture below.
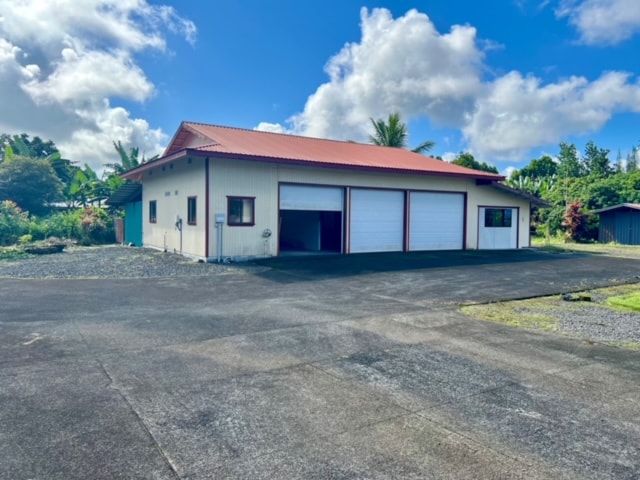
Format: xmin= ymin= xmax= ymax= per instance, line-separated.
xmin=0 ymin=245 xmax=267 ymax=279
xmin=555 ymin=303 xmax=640 ymax=344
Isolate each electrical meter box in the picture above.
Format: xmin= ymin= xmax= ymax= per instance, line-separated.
xmin=215 ymin=213 xmax=225 ymax=223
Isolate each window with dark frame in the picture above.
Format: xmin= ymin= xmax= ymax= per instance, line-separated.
xmin=227 ymin=196 xmax=255 ymax=226
xmin=187 ymin=196 xmax=197 ymax=225
xmin=149 ymin=200 xmax=157 ymax=223
xmin=484 ymin=208 xmax=512 ymax=228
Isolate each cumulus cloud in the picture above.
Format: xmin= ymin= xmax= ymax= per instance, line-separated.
xmin=290 ymin=8 xmax=484 ymax=141
xmin=0 ymin=0 xmax=196 ymax=171
xmin=282 ymin=7 xmax=640 ymax=162
xmin=557 ymin=0 xmax=640 ymax=45
xmin=463 ymin=71 xmax=640 ymax=159
xmin=254 ymin=122 xmax=288 ymax=134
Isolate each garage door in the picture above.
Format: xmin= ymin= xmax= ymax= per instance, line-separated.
xmin=409 ymin=192 xmax=464 ymax=251
xmin=350 ymin=189 xmax=404 ymax=253
xmin=280 ymin=184 xmax=343 ymax=211
xmin=478 ymin=207 xmax=518 ymax=249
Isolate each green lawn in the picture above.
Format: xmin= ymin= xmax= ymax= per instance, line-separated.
xmin=607 ymin=292 xmax=640 ymax=312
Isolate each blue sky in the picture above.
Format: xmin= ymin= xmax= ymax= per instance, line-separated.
xmin=1 ymin=1 xmax=640 ymax=175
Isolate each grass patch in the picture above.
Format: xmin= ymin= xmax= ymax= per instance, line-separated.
xmin=532 ymin=240 xmax=640 ymax=258
xmin=461 ymin=284 xmax=640 ymax=350
xmin=0 ymin=246 xmax=30 ymax=261
xmin=606 ymin=291 xmax=640 ymax=312
xmin=461 ymin=300 xmax=557 ymax=331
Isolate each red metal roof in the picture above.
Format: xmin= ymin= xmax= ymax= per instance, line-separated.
xmin=126 ymin=121 xmax=504 ymax=181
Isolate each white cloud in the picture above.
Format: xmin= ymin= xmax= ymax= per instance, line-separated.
xmin=0 ymin=0 xmax=196 ymax=171
xmin=289 ymin=8 xmax=484 ymax=141
xmin=504 ymin=166 xmax=518 ymax=178
xmin=441 ymin=152 xmax=458 ymax=162
xmin=254 ymin=122 xmax=288 ymax=134
xmin=463 ymin=71 xmax=640 ymax=159
xmin=557 ymin=0 xmax=640 ymax=45
xmin=282 ymin=7 xmax=640 ymax=163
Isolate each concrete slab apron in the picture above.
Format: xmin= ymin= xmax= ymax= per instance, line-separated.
xmin=2 ymin=251 xmax=640 ymax=479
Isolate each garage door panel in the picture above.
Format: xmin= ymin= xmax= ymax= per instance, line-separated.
xmin=280 ymin=185 xmax=343 ymax=211
xmin=409 ymin=192 xmax=464 ymax=251
xmin=350 ymin=189 xmax=404 ymax=253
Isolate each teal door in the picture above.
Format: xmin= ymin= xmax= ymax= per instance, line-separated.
xmin=124 ymin=201 xmax=143 ymax=246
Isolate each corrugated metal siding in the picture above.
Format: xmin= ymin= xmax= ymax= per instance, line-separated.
xmin=616 ymin=210 xmax=640 ymax=245
xmin=205 ymin=158 xmax=532 ymax=257
xmin=142 ymin=157 xmax=207 ymax=257
xmin=598 ymin=209 xmax=640 ymax=245
xmin=468 ymin=187 xmax=529 ymax=248
xmin=598 ymin=214 xmax=616 ymax=243
xmin=210 ymin=158 xmax=278 ymax=258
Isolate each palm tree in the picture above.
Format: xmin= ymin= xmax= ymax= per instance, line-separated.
xmin=369 ymin=112 xmax=435 ymax=154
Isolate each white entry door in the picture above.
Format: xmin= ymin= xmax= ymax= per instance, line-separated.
xmin=478 ymin=207 xmax=518 ymax=249
xmin=350 ymin=189 xmax=404 ymax=253
xmin=409 ymin=192 xmax=464 ymax=250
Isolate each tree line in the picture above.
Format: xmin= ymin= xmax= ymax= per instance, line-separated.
xmin=0 ymin=134 xmax=153 ymax=246
xmin=505 ymin=141 xmax=640 ymax=240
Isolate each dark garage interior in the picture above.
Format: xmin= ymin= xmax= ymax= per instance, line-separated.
xmin=279 ymin=210 xmax=342 ymax=254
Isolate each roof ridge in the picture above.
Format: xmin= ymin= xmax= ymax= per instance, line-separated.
xmin=182 ymin=120 xmax=435 ymax=154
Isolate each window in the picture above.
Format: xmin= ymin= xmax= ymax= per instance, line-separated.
xmin=187 ymin=196 xmax=197 ymax=225
xmin=484 ymin=208 xmax=512 ymax=228
xmin=149 ymin=200 xmax=157 ymax=223
xmin=227 ymin=196 xmax=255 ymax=226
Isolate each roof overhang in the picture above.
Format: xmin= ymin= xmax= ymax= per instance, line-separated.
xmin=106 ymin=182 xmax=142 ymax=206
xmin=484 ymin=182 xmax=550 ymax=207
xmin=590 ymin=203 xmax=640 ymax=214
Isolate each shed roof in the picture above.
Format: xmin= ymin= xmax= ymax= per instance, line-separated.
xmin=123 ymin=121 xmax=504 ymax=181
xmin=590 ymin=203 xmax=640 ymax=214
xmin=106 ymin=182 xmax=141 ymax=206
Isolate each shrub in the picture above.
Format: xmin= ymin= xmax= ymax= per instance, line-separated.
xmin=0 ymin=201 xmax=30 ymax=246
xmin=561 ymin=200 xmax=597 ymax=242
xmin=78 ymin=207 xmax=114 ymax=245
xmin=41 ymin=210 xmax=82 ymax=240
xmin=1 ymin=204 xmax=114 ymax=246
xmin=18 ymin=234 xmax=33 ymax=244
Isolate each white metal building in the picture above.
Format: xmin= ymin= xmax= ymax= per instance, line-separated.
xmin=122 ymin=122 xmax=542 ymax=261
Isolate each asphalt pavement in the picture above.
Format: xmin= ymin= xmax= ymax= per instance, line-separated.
xmin=1 ymin=249 xmax=639 ymax=479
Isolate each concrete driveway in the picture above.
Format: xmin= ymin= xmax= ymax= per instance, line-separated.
xmin=1 ymin=249 xmax=639 ymax=479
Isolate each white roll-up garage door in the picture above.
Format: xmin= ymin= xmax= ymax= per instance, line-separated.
xmin=280 ymin=184 xmax=343 ymax=211
xmin=350 ymin=189 xmax=404 ymax=253
xmin=409 ymin=192 xmax=464 ymax=251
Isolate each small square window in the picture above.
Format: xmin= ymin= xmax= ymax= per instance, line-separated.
xmin=485 ymin=208 xmax=512 ymax=228
xmin=227 ymin=196 xmax=255 ymax=226
xmin=187 ymin=196 xmax=197 ymax=225
xmin=149 ymin=200 xmax=157 ymax=223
